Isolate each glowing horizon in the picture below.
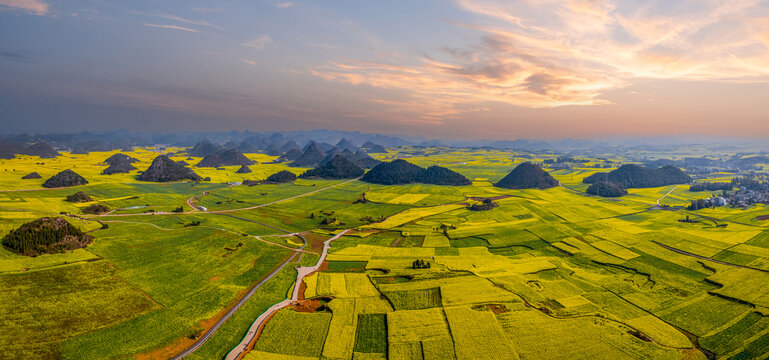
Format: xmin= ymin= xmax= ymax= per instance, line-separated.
xmin=1 ymin=0 xmax=768 ymax=139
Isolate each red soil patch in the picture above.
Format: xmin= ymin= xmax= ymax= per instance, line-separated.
xmin=209 ymin=276 xmax=222 ymax=281
xmin=317 ymin=260 xmax=330 ymax=272
xmin=136 ymin=336 xmax=198 ymax=360
xmin=299 ymin=231 xmax=328 ymax=252
xmin=291 ymin=299 xmax=323 ymax=313
xmin=296 ymin=278 xmax=307 ymax=301
xmin=297 ymin=261 xmax=328 ymax=301
xmin=295 ymin=261 xmax=329 ymax=301
xmin=487 ymin=304 xmax=508 ymax=314
xmin=756 ymin=215 xmax=769 ymax=221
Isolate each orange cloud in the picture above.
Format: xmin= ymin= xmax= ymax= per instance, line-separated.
xmin=310 ymin=0 xmax=769 ymax=123
xmin=0 ymin=0 xmax=49 ymax=15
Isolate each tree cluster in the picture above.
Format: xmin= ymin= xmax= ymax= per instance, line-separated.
xmin=102 ymin=154 xmax=137 ymax=175
xmin=358 ymin=215 xmax=384 ymax=224
xmin=583 ymin=165 xmax=691 ymax=189
xmin=42 ymin=169 xmax=88 ymax=188
xmin=82 ymin=204 xmax=109 ymax=214
xmin=494 ymin=162 xmax=558 ymax=189
xmin=361 ymin=159 xmax=471 ymax=186
xmin=468 ymin=198 xmax=499 ymax=211
xmin=732 ymin=177 xmax=768 ymax=191
xmin=264 ymin=170 xmax=297 ymax=183
xmin=586 ymin=182 xmax=628 ymax=197
xmin=690 ymin=182 xmax=733 ymax=192
xmin=320 ymin=217 xmax=343 ymax=226
xmin=138 ymin=155 xmax=202 ymax=182
xmin=299 ymin=155 xmax=364 ymax=180
xmin=21 ymin=172 xmax=42 ymax=179
xmin=412 ymin=259 xmax=431 ymax=269
xmin=2 ymin=217 xmax=90 ymax=256
xmin=688 ymin=199 xmax=718 ymax=210
xmin=582 ymin=172 xmax=608 ymax=184
xmin=66 ymin=191 xmax=93 ymax=203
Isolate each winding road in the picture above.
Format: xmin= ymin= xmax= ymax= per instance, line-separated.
xmin=225 ymin=229 xmax=349 ymax=360
xmin=170 ymin=211 xmax=311 ymax=360
xmin=170 ymin=248 xmax=303 ymax=360
xmin=168 ymin=181 xmax=356 ymax=359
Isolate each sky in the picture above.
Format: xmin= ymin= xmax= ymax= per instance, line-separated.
xmin=1 ymin=0 xmax=769 ymax=140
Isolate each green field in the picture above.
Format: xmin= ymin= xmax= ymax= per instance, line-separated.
xmin=3 ymin=146 xmax=769 ymax=359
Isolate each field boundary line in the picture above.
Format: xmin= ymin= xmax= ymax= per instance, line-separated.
xmin=211 ymin=178 xmax=360 ymax=213
xmin=224 ymin=229 xmax=350 ymax=360
xmin=653 ymin=241 xmax=769 ymax=273
xmin=720 ymin=325 xmax=769 ymax=359
xmin=701 ymin=308 xmax=755 ymax=338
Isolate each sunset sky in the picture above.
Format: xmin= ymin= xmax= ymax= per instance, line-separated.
xmin=1 ymin=0 xmax=768 ymax=139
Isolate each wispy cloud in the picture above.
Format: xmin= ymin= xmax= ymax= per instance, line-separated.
xmin=276 ymin=2 xmax=294 ymax=9
xmin=243 ymin=35 xmax=272 ymax=49
xmin=241 ymin=58 xmax=258 ymax=66
xmin=0 ymin=0 xmax=49 ymax=15
xmin=311 ymin=0 xmax=769 ymax=123
xmin=155 ymin=13 xmax=221 ymax=30
xmin=144 ymin=23 xmax=199 ymax=33
xmin=193 ymin=7 xmax=225 ymax=14
xmin=103 ymin=5 xmax=221 ymax=31
xmin=1 ymin=50 xmax=35 ymax=63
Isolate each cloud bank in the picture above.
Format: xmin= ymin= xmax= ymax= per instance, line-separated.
xmin=0 ymin=0 xmax=49 ymax=15
xmin=312 ymin=0 xmax=769 ymax=123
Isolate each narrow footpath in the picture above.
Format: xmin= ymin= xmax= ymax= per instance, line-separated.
xmin=170 ymin=229 xmax=310 ymax=360
xmin=656 ymin=185 xmax=680 ymax=206
xmin=225 ymin=229 xmax=350 ymax=360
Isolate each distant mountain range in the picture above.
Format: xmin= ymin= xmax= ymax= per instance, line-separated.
xmin=1 ymin=130 xmax=766 ymax=156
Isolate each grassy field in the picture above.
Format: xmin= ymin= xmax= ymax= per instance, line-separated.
xmin=3 ymin=146 xmax=769 ymax=359
xmin=354 ymin=313 xmax=388 ymax=355
xmin=255 ymin=309 xmax=332 ymax=357
xmin=0 ymin=261 xmax=159 ymax=359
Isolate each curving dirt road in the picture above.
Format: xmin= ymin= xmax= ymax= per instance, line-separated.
xmin=224 ymin=229 xmax=349 ymax=360
xmin=170 ymin=249 xmax=303 ymax=360
xmin=169 ymin=181 xmax=356 ymax=359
